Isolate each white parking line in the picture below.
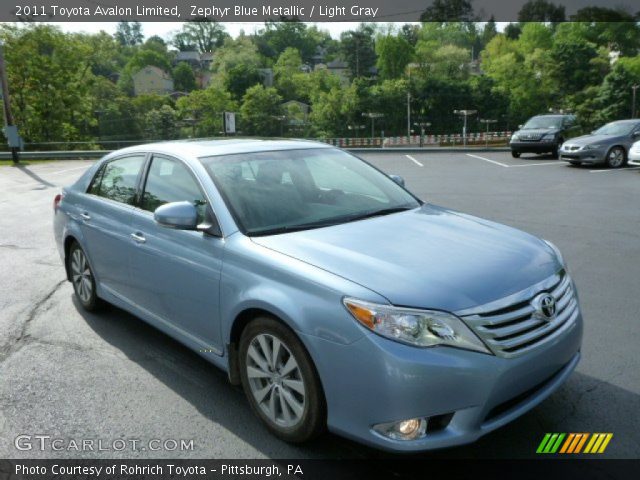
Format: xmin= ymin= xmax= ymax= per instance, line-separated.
xmin=465 ymin=153 xmax=509 ymax=168
xmin=405 ymin=155 xmax=423 ymax=167
xmin=510 ymin=162 xmax=566 ymax=168
xmin=590 ymin=167 xmax=640 ymax=173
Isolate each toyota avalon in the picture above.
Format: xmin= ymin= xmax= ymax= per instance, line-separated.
xmin=53 ymin=140 xmax=582 ymax=452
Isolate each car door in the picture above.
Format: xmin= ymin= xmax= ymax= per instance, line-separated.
xmin=80 ymin=154 xmax=146 ymax=297
xmin=128 ymin=154 xmax=225 ymax=353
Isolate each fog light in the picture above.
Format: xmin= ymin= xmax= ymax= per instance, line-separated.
xmin=373 ymin=417 xmax=427 ymax=441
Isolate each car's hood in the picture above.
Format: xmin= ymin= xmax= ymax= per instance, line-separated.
xmin=251 ymin=205 xmax=560 ymax=312
xmin=565 ymin=134 xmax=623 ymax=146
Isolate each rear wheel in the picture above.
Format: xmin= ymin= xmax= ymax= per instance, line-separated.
xmin=239 ymin=317 xmax=325 ymax=443
xmin=511 ymin=150 xmax=521 ymax=158
xmin=68 ymin=242 xmax=101 ymax=311
xmin=606 ymin=146 xmax=626 ymax=168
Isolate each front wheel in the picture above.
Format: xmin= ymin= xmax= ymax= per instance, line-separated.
xmin=68 ymin=242 xmax=101 ymax=311
xmin=606 ymin=146 xmax=626 ymax=168
xmin=511 ymin=150 xmax=521 ymax=158
xmin=239 ymin=317 xmax=325 ymax=443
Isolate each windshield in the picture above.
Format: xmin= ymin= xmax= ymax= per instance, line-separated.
xmin=522 ymin=117 xmax=562 ymax=129
xmin=200 ymin=148 xmax=420 ymax=236
xmin=593 ymin=121 xmax=638 ymax=136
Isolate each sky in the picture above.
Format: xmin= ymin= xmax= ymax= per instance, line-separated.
xmin=50 ymin=22 xmax=369 ymax=40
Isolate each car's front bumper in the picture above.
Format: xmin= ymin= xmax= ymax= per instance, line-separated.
xmin=559 ymin=147 xmax=607 ymax=164
xmin=301 ymin=308 xmax=583 ymax=452
xmin=510 ymin=140 xmax=557 ymax=153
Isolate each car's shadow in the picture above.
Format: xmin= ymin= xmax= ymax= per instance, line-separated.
xmin=74 ymin=297 xmax=639 ymax=459
xmin=515 ymin=153 xmax=559 ymax=161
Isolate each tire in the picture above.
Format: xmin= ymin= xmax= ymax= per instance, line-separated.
xmin=68 ymin=242 xmax=101 ymax=312
xmin=511 ymin=150 xmax=521 ymax=158
xmin=551 ymin=139 xmax=563 ymax=159
xmin=606 ymin=146 xmax=626 ymax=168
xmin=569 ymin=162 xmax=581 ymax=167
xmin=239 ymin=316 xmax=325 ymax=443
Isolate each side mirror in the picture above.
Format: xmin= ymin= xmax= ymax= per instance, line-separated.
xmin=389 ymin=174 xmax=405 ymax=187
xmin=518 ymin=124 xmax=523 ymax=129
xmin=632 ymin=131 xmax=640 ymax=138
xmin=154 ymin=201 xmax=198 ymax=230
xmin=591 ymin=131 xmax=596 ymax=135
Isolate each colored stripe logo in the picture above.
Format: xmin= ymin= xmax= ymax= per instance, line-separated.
xmin=537 ymin=433 xmax=613 ymax=454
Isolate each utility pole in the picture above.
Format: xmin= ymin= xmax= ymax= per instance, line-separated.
xmin=407 ymin=92 xmax=411 ymax=139
xmin=632 ymin=85 xmax=639 ymax=118
xmin=0 ymin=41 xmax=20 ymax=164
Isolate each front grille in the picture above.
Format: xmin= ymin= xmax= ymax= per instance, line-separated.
xmin=519 ymin=134 xmax=542 ymax=141
xmin=460 ymin=273 xmax=579 ymax=358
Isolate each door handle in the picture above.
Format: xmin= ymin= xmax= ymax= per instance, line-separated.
xmin=130 ymin=232 xmax=146 ymax=244
xmin=80 ymin=212 xmax=91 ymax=221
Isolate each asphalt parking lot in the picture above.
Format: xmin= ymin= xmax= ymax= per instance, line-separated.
xmin=0 ymin=151 xmax=638 ymax=459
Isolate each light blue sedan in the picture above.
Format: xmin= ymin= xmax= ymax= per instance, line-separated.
xmin=53 ymin=140 xmax=583 ymax=451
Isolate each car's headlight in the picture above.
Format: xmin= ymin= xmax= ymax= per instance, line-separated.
xmin=584 ymin=144 xmax=602 ymax=150
xmin=544 ymin=240 xmax=567 ymax=269
xmin=343 ymin=298 xmax=490 ymax=354
xmin=541 ymin=133 xmax=556 ymax=141
xmin=510 ymin=134 xmax=519 ymax=141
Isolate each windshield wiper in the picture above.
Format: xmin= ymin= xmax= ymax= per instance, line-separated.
xmin=250 ymin=219 xmax=345 ymax=236
xmin=345 ymin=206 xmax=415 ymax=223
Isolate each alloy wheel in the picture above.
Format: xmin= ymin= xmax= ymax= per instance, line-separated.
xmin=71 ymin=248 xmax=93 ymax=304
xmin=608 ymin=148 xmax=625 ymax=168
xmin=246 ymin=333 xmax=306 ymax=428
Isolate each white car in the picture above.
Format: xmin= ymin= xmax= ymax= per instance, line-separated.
xmin=629 ymin=140 xmax=640 ymax=166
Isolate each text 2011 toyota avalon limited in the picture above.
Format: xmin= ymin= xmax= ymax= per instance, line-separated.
xmin=53 ymin=140 xmax=582 ymax=451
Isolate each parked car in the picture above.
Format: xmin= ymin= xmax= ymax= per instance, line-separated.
xmin=628 ymin=140 xmax=640 ymax=166
xmin=509 ymin=114 xmax=578 ymax=159
xmin=559 ymin=119 xmax=640 ymax=168
xmin=53 ymin=140 xmax=582 ymax=452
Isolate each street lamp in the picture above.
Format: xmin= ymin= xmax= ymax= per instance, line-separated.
xmin=362 ymin=112 xmax=384 ymax=141
xmin=348 ymin=124 xmax=366 ymax=139
xmin=454 ymin=109 xmax=477 ymax=147
xmin=479 ymin=118 xmax=497 ymax=147
xmin=414 ymin=121 xmax=431 ymax=147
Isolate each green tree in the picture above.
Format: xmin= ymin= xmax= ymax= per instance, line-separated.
xmin=173 ymin=18 xmax=228 ymax=53
xmin=340 ymin=25 xmax=377 ymax=79
xmin=274 ymin=48 xmax=304 ymax=100
xmin=517 ymin=0 xmax=566 ymax=22
xmin=420 ymin=0 xmax=475 ymax=21
xmin=0 ymin=25 xmax=96 ymax=142
xmin=240 ymin=85 xmax=283 ymax=136
xmin=375 ymin=34 xmax=413 ymax=80
xmin=143 ymin=105 xmax=179 ymax=140
xmin=173 ymin=62 xmax=197 ymax=93
xmin=595 ymin=59 xmax=640 ymax=123
xmin=224 ymin=64 xmax=262 ymax=101
xmin=176 ymin=87 xmax=237 ymax=137
xmin=115 ymin=21 xmax=143 ymax=46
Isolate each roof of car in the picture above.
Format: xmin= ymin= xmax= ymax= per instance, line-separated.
xmin=107 ymin=139 xmax=332 ymax=159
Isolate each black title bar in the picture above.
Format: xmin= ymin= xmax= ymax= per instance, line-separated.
xmin=4 ymin=0 xmax=640 ymax=22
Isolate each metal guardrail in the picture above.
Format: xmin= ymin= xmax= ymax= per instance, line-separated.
xmin=0 ymin=146 xmax=511 ymax=161
xmin=0 ymin=150 xmax=108 ymax=160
